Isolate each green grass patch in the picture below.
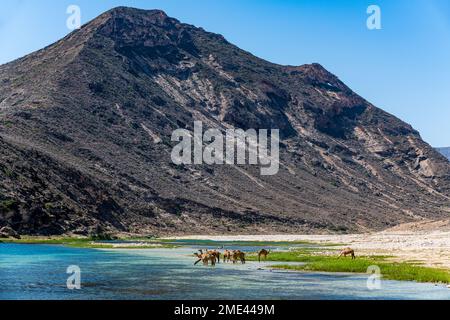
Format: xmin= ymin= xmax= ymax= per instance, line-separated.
xmin=253 ymin=249 xmax=450 ymax=284
xmin=1 ymin=236 xmax=90 ymax=245
xmin=1 ymin=236 xmax=177 ymax=249
xmin=246 ymin=248 xmax=321 ymax=262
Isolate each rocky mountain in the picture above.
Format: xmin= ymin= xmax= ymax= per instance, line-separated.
xmin=436 ymin=147 xmax=450 ymax=161
xmin=1 ymin=7 xmax=449 ymax=236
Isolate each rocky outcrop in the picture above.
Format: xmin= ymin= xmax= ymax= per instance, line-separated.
xmin=0 ymin=226 xmax=21 ymax=239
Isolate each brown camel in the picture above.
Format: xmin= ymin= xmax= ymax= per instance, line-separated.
xmin=339 ymin=247 xmax=356 ymax=259
xmin=208 ymin=250 xmax=221 ymax=264
xmin=258 ymin=249 xmax=270 ymax=262
xmin=232 ymin=250 xmax=246 ymax=264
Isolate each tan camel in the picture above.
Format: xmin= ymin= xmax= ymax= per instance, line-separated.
xmin=339 ymin=247 xmax=356 ymax=259
xmin=223 ymin=250 xmax=232 ymax=263
xmin=202 ymin=249 xmax=220 ymax=263
xmin=193 ymin=252 xmax=207 ymax=266
xmin=194 ymin=250 xmax=216 ymax=266
xmin=258 ymin=249 xmax=270 ymax=262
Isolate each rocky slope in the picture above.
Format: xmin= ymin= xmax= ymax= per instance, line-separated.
xmin=1 ymin=7 xmax=449 ymax=236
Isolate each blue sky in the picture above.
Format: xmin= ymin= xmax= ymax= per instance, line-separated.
xmin=1 ymin=0 xmax=449 ymax=147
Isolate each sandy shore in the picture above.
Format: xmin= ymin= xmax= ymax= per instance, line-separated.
xmin=167 ymin=220 xmax=450 ymax=269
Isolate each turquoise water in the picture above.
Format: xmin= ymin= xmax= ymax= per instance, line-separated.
xmin=1 ymin=243 xmax=449 ymax=300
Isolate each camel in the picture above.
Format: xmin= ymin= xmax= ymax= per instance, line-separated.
xmin=193 ymin=252 xmax=207 ymax=266
xmin=339 ymin=247 xmax=356 ymax=259
xmin=223 ymin=250 xmax=233 ymax=263
xmin=194 ymin=249 xmax=245 ymax=266
xmin=202 ymin=249 xmax=220 ymax=263
xmin=209 ymin=250 xmax=221 ymax=264
xmin=231 ymin=250 xmax=246 ymax=264
xmin=258 ymin=249 xmax=270 ymax=262
xmin=194 ymin=250 xmax=216 ymax=266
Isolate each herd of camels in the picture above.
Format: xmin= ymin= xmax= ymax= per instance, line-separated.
xmin=193 ymin=247 xmax=355 ymax=266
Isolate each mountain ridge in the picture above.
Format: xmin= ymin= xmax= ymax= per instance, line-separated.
xmin=1 ymin=7 xmax=449 ymax=236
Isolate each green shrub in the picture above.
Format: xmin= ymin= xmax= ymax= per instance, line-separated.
xmin=0 ymin=199 xmax=17 ymax=211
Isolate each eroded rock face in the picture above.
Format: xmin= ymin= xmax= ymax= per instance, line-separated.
xmin=0 ymin=7 xmax=449 ymax=236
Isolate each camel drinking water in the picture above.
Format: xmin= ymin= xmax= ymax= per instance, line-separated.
xmin=223 ymin=250 xmax=232 ymax=263
xmin=194 ymin=249 xmax=246 ymax=266
xmin=207 ymin=249 xmax=221 ymax=264
xmin=231 ymin=250 xmax=246 ymax=264
xmin=194 ymin=250 xmax=217 ymax=266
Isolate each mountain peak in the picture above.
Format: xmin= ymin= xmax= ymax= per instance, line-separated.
xmin=68 ymin=7 xmax=173 ymax=43
xmin=104 ymin=6 xmax=169 ymax=20
xmin=83 ymin=6 xmax=182 ymax=45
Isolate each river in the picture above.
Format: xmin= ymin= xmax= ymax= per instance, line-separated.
xmin=1 ymin=242 xmax=449 ymax=300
